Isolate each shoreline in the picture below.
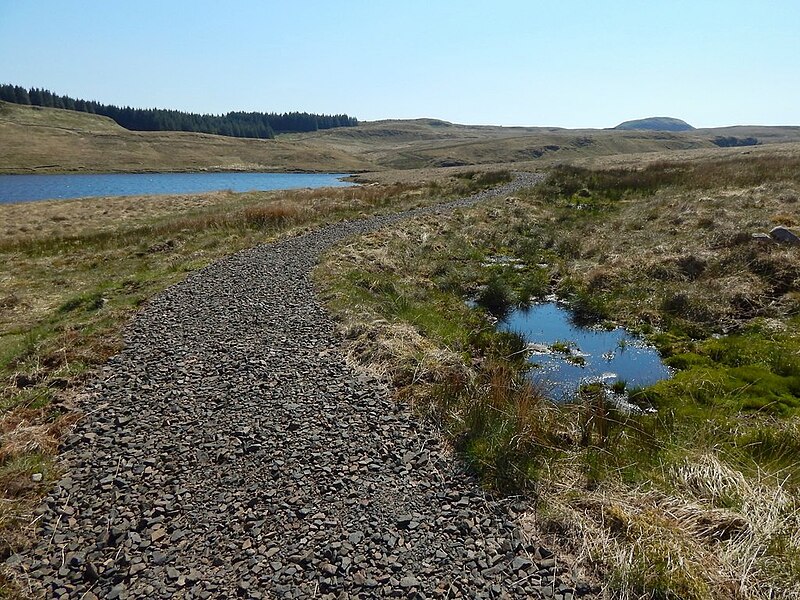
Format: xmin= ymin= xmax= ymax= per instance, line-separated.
xmin=0 ymin=172 xmax=360 ymax=205
xmin=0 ymin=166 xmax=373 ymax=176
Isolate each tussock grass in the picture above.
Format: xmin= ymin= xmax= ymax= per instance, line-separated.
xmin=443 ymin=361 xmax=564 ymax=492
xmin=315 ymin=154 xmax=800 ymax=598
xmin=543 ymin=453 xmax=800 ymax=600
xmin=542 ymin=154 xmax=800 ymax=200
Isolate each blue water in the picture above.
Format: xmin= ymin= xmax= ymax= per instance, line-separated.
xmin=0 ymin=172 xmax=354 ymax=204
xmin=499 ymin=302 xmax=671 ymax=402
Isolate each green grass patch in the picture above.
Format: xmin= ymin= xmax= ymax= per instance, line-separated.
xmin=648 ymin=318 xmax=800 ymax=416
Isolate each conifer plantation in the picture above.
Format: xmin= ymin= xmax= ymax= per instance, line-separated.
xmin=0 ymin=83 xmax=357 ymax=139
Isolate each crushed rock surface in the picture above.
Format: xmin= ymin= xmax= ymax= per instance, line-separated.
xmin=10 ymin=174 xmax=600 ymax=599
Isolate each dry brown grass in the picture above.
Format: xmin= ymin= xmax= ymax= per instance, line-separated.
xmin=0 ymin=182 xmax=435 ymax=348
xmin=522 ymin=168 xmax=800 ymax=332
xmin=569 ymin=140 xmax=800 ymax=171
xmin=0 ymin=182 xmax=428 ymax=247
xmin=535 ymin=451 xmax=800 ymax=600
xmin=0 ymin=190 xmax=236 ymax=243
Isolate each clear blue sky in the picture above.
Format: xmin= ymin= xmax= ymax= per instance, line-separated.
xmin=1 ymin=1 xmax=797 ymax=128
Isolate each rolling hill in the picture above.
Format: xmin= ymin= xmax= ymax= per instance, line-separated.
xmin=3 ymin=102 xmax=800 ymax=175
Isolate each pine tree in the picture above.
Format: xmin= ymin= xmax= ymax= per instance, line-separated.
xmin=14 ymin=85 xmax=30 ymax=104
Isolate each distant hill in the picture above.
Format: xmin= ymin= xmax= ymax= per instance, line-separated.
xmin=615 ymin=117 xmax=695 ymax=132
xmin=4 ymin=102 xmax=800 ymax=175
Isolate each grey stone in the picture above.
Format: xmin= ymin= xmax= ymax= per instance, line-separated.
xmin=5 ymin=554 xmax=22 ymax=566
xmin=770 ymin=225 xmax=800 ymax=244
xmin=538 ymin=558 xmax=556 ymax=569
xmin=107 ymin=584 xmax=126 ymax=600
xmin=511 ymin=556 xmax=533 ymax=571
xmin=396 ymin=515 xmax=413 ymax=528
xmin=400 ymin=576 xmax=420 ymax=588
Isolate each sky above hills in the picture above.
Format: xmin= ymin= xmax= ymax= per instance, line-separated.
xmin=0 ymin=1 xmax=798 ymax=128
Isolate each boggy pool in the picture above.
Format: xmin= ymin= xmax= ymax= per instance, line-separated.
xmin=498 ymin=302 xmax=672 ymax=402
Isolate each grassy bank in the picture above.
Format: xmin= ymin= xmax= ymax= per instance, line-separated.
xmin=0 ymin=102 xmax=374 ymax=174
xmin=315 ymin=154 xmax=800 ymax=598
xmin=0 ymin=171 xmax=510 ymax=596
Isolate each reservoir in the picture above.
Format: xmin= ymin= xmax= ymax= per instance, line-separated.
xmin=499 ymin=302 xmax=671 ymax=402
xmin=0 ymin=172 xmax=354 ymax=204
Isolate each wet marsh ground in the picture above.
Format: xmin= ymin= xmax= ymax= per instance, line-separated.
xmin=315 ymin=154 xmax=800 ymax=599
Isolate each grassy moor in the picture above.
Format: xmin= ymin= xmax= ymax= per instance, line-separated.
xmin=1 ymin=102 xmax=799 ymax=599
xmin=315 ymin=154 xmax=800 ymax=598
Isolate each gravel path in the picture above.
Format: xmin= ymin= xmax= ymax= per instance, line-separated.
xmin=11 ymin=174 xmax=599 ymax=599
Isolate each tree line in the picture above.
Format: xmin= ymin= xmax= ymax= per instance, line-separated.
xmin=712 ymin=136 xmax=759 ymax=148
xmin=0 ymin=84 xmax=358 ymax=139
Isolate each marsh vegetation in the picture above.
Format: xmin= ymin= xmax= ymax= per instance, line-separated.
xmin=316 ymin=155 xmax=800 ymax=599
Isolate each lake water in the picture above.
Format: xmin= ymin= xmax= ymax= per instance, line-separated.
xmin=0 ymin=172 xmax=354 ymax=204
xmin=499 ymin=302 xmax=671 ymax=402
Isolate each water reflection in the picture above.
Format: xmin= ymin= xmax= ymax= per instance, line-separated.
xmin=498 ymin=302 xmax=671 ymax=402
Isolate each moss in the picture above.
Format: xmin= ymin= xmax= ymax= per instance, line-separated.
xmin=648 ymin=319 xmax=800 ymax=416
xmin=664 ymin=353 xmax=713 ymax=370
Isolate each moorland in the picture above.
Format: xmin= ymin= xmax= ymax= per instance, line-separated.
xmin=3 ymin=100 xmax=800 ymax=176
xmin=1 ymin=100 xmax=799 ymax=599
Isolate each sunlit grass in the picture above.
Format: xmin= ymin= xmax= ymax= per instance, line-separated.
xmin=315 ymin=154 xmax=800 ymax=599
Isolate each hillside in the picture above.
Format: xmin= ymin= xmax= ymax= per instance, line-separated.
xmin=0 ymin=102 xmax=372 ymax=174
xmin=3 ymin=102 xmax=800 ymax=175
xmin=0 ymin=83 xmax=357 ymax=138
xmin=615 ymin=116 xmax=695 ymax=131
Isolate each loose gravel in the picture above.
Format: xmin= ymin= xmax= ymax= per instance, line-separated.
xmin=10 ymin=173 xmax=600 ymax=599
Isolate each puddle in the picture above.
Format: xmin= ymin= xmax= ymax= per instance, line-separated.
xmin=498 ymin=302 xmax=671 ymax=403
